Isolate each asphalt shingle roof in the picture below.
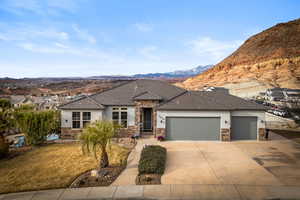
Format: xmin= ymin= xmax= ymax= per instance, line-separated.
xmin=10 ymin=95 xmax=26 ymax=105
xmin=157 ymin=91 xmax=267 ymax=111
xmin=59 ymin=96 xmax=104 ymax=110
xmin=60 ymin=79 xmax=185 ymax=109
xmin=60 ymin=80 xmax=266 ymax=111
xmin=133 ymin=91 xmax=163 ymax=100
xmin=89 ymin=79 xmax=185 ymax=106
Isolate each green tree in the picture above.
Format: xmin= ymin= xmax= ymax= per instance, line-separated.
xmin=15 ymin=110 xmax=60 ymax=145
xmin=0 ymin=99 xmax=12 ymax=158
xmin=80 ymin=120 xmax=119 ymax=168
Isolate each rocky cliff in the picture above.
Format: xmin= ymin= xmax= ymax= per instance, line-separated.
xmin=180 ymin=18 xmax=300 ymax=95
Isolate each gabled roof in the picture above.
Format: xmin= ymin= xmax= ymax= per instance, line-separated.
xmin=59 ymin=79 xmax=186 ymax=109
xmin=10 ymin=95 xmax=26 ymax=105
xmin=157 ymin=91 xmax=267 ymax=111
xmin=89 ymin=79 xmax=186 ymax=106
xmin=59 ymin=96 xmax=104 ymax=110
xmin=133 ymin=91 xmax=163 ymax=101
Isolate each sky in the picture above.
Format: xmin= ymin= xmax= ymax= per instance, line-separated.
xmin=0 ymin=0 xmax=299 ymax=78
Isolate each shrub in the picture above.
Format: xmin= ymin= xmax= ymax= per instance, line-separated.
xmin=157 ymin=136 xmax=165 ymax=141
xmin=138 ymin=145 xmax=167 ymax=175
xmin=15 ymin=110 xmax=60 ymax=145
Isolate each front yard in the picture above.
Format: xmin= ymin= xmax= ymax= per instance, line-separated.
xmin=0 ymin=143 xmax=130 ymax=194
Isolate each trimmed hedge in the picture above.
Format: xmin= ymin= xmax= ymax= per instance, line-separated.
xmin=138 ymin=145 xmax=167 ymax=175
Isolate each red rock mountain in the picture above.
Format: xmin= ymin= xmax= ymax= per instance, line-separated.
xmin=180 ymin=18 xmax=300 ymax=96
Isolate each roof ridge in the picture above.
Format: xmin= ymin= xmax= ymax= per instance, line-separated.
xmin=85 ymin=95 xmax=104 ymax=108
xmin=157 ymin=90 xmax=188 ymax=108
xmin=89 ymin=80 xmax=134 ymax=99
xmin=58 ymin=95 xmax=88 ymax=109
xmin=132 ymin=91 xmax=148 ymax=99
xmin=59 ymin=80 xmax=134 ymax=108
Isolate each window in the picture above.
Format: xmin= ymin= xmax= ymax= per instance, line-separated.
xmin=72 ymin=112 xmax=80 ymax=128
xmin=112 ymin=107 xmax=128 ymax=128
xmin=82 ymin=112 xmax=91 ymax=127
xmin=121 ymin=112 xmax=127 ymax=127
xmin=112 ymin=111 xmax=119 ymax=125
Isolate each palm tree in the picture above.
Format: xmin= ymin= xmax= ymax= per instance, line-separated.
xmin=80 ymin=120 xmax=119 ymax=168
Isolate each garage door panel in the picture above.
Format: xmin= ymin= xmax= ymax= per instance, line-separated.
xmin=166 ymin=117 xmax=220 ymax=140
xmin=231 ymin=116 xmax=257 ymax=140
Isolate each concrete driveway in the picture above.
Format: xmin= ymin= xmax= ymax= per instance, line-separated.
xmin=161 ymin=136 xmax=300 ymax=186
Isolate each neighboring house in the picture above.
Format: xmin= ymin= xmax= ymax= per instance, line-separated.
xmin=31 ymin=96 xmax=45 ymax=109
xmin=284 ymin=89 xmax=300 ymax=102
xmin=10 ymin=95 xmax=28 ymax=107
xmin=59 ymin=79 xmax=267 ymax=141
xmin=202 ymin=86 xmax=229 ymax=94
xmin=265 ymin=88 xmax=285 ymax=101
xmin=265 ymin=88 xmax=300 ymax=102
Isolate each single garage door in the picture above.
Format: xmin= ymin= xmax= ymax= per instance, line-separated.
xmin=231 ymin=116 xmax=257 ymax=140
xmin=166 ymin=117 xmax=220 ymax=140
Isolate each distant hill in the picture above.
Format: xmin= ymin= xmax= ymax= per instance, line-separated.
xmin=0 ymin=65 xmax=213 ymax=95
xmin=132 ymin=65 xmax=213 ymax=79
xmin=179 ymin=18 xmax=300 ymax=97
xmin=87 ymin=65 xmax=213 ymax=79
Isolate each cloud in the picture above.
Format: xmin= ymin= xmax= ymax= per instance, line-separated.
xmin=0 ymin=27 xmax=69 ymax=42
xmin=0 ymin=0 xmax=80 ymax=16
xmin=187 ymin=37 xmax=242 ymax=63
xmin=138 ymin=45 xmax=160 ymax=61
xmin=72 ymin=24 xmax=97 ymax=44
xmin=134 ymin=23 xmax=153 ymax=32
xmin=17 ymin=42 xmax=111 ymax=59
xmin=54 ymin=42 xmax=69 ymax=49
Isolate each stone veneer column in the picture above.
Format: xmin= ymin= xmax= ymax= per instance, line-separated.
xmin=221 ymin=128 xmax=230 ymax=141
xmin=156 ymin=128 xmax=166 ymax=138
xmin=258 ymin=128 xmax=266 ymax=141
xmin=134 ymin=100 xmax=160 ymax=137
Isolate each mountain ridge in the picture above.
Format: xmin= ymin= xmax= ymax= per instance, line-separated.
xmin=180 ymin=18 xmax=300 ymax=94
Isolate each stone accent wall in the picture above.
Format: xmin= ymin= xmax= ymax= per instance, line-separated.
xmin=156 ymin=128 xmax=166 ymax=138
xmin=221 ymin=128 xmax=230 ymax=141
xmin=117 ymin=126 xmax=138 ymax=137
xmin=134 ymin=100 xmax=160 ymax=136
xmin=61 ymin=128 xmax=82 ymax=139
xmin=258 ymin=128 xmax=266 ymax=141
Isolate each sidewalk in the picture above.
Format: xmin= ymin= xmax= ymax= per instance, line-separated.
xmin=1 ymin=184 xmax=300 ymax=200
xmin=112 ymin=138 xmax=158 ymax=186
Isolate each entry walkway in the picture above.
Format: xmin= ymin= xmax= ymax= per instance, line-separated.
xmin=1 ymin=184 xmax=300 ymax=200
xmin=112 ymin=138 xmax=158 ymax=186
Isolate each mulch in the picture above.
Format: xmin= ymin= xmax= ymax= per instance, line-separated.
xmin=4 ymin=146 xmax=33 ymax=160
xmin=135 ymin=174 xmax=161 ymax=185
xmin=70 ymin=165 xmax=126 ymax=187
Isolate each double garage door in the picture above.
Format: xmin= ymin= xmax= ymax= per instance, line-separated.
xmin=166 ymin=116 xmax=257 ymax=141
xmin=166 ymin=117 xmax=221 ymax=140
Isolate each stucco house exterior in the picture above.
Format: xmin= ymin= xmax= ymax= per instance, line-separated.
xmin=59 ymin=79 xmax=267 ymax=141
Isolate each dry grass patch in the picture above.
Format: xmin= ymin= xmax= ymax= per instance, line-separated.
xmin=0 ymin=143 xmax=130 ymax=194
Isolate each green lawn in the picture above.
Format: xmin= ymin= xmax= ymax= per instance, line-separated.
xmin=0 ymin=143 xmax=130 ymax=194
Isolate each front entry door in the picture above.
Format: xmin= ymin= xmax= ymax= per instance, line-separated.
xmin=143 ymin=108 xmax=152 ymax=131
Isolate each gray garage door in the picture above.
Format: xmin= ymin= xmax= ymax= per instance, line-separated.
xmin=166 ymin=117 xmax=220 ymax=140
xmin=231 ymin=116 xmax=257 ymax=140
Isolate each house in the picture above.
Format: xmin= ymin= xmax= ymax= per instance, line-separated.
xmin=59 ymin=79 xmax=267 ymax=141
xmin=284 ymin=89 xmax=300 ymax=102
xmin=265 ymin=88 xmax=300 ymax=102
xmin=10 ymin=95 xmax=29 ymax=107
xmin=202 ymin=86 xmax=229 ymax=94
xmin=265 ymin=88 xmax=285 ymax=101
